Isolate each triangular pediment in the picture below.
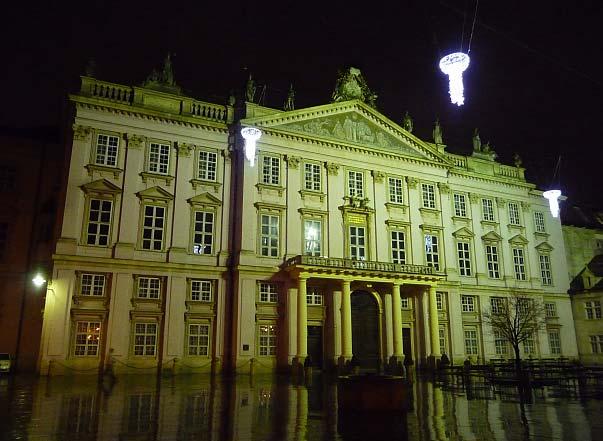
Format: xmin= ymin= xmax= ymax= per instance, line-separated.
xmin=452 ymin=227 xmax=474 ymax=239
xmin=535 ymin=241 xmax=554 ymax=252
xmin=187 ymin=192 xmax=222 ymax=206
xmin=508 ymin=234 xmax=529 ymax=245
xmin=136 ymin=186 xmax=173 ymax=201
xmin=80 ymin=179 xmax=121 ymax=195
xmin=241 ymin=100 xmax=451 ymax=165
xmin=481 ymin=231 xmax=503 ymax=242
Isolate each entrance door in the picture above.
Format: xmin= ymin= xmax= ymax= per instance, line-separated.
xmin=307 ymin=325 xmax=323 ymax=368
xmin=351 ymin=291 xmax=380 ymax=371
xmin=402 ymin=328 xmax=413 ymax=363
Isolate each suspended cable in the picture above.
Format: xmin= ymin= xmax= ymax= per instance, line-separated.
xmin=467 ymin=0 xmax=480 ymax=53
xmin=549 ymin=155 xmax=562 ymax=189
xmin=460 ymin=0 xmax=468 ymax=52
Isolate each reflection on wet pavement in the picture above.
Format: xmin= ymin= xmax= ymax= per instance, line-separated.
xmin=1 ymin=373 xmax=602 ymax=440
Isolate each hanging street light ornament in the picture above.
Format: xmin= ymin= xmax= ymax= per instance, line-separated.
xmin=543 ymin=189 xmax=562 ymax=218
xmin=439 ymin=52 xmax=470 ymax=106
xmin=241 ymin=127 xmax=262 ymax=166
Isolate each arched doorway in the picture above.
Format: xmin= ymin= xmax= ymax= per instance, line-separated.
xmin=351 ymin=290 xmax=380 ymax=371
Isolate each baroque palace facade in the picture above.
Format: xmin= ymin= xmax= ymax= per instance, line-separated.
xmin=38 ymin=66 xmax=577 ymax=375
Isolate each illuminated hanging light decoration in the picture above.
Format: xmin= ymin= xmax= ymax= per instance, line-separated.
xmin=439 ymin=52 xmax=470 ymax=106
xmin=543 ymin=189 xmax=562 ymax=218
xmin=241 ymin=127 xmax=262 ymax=166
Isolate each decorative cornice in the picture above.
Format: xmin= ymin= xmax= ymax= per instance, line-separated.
xmin=286 ymin=155 xmax=301 ymax=169
xmin=371 ymin=170 xmax=385 ymax=183
xmin=406 ymin=177 xmax=418 ymax=189
xmin=437 ymin=182 xmax=450 ymax=194
xmin=325 ymin=162 xmax=340 ymax=176
xmin=178 ymin=143 xmax=195 ymax=157
xmin=496 ymin=197 xmax=507 ymax=205
xmin=127 ymin=133 xmax=146 ymax=149
xmin=468 ymin=193 xmax=479 ymax=204
xmin=73 ymin=124 xmax=92 ymax=141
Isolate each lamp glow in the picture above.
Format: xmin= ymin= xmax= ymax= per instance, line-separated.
xmin=439 ymin=52 xmax=470 ymax=106
xmin=543 ymin=189 xmax=562 ymax=218
xmin=241 ymin=127 xmax=262 ymax=166
xmin=32 ymin=274 xmax=46 ymax=287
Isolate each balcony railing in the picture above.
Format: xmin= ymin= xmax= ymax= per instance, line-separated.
xmin=285 ymin=255 xmax=437 ymax=276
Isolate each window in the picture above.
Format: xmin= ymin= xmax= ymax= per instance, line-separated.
xmin=548 ymin=330 xmax=561 ymax=355
xmin=424 ymin=234 xmax=440 ymax=270
xmin=0 ymin=223 xmax=8 ymax=260
xmin=484 ymin=245 xmax=500 ymax=279
xmin=190 ymin=280 xmax=212 ymax=302
xmin=457 ymin=242 xmax=472 ymax=276
xmin=589 ymin=335 xmax=603 ymax=354
xmin=306 ymin=288 xmax=323 ymax=305
xmin=490 ymin=297 xmax=505 ymax=315
xmin=198 ymin=151 xmax=217 ymax=181
xmin=137 ymin=277 xmax=161 ymax=299
xmin=421 ymin=183 xmax=436 ymax=209
xmin=585 ymin=301 xmax=602 ymax=319
xmin=262 ymin=155 xmax=280 ymax=185
xmin=141 ymin=205 xmax=165 ymax=251
xmin=259 ymin=282 xmax=278 ymax=303
xmin=464 ymin=329 xmax=479 ymax=355
xmin=436 ymin=292 xmax=445 ymax=310
xmin=86 ymin=199 xmax=112 ymax=246
xmin=523 ymin=336 xmax=536 ymax=355
xmin=388 ymin=177 xmax=404 ymax=203
xmin=439 ymin=328 xmax=447 ymax=354
xmin=401 ymin=297 xmax=410 ymax=309
xmin=508 ymin=202 xmax=521 ymax=225
xmin=260 ymin=214 xmax=279 ymax=257
xmin=192 ymin=211 xmax=214 ymax=255
xmin=461 ymin=295 xmax=475 ymax=312
xmin=133 ymin=323 xmax=157 ymax=356
xmin=304 ymin=219 xmax=321 ymax=256
xmin=453 ymin=193 xmax=467 ymax=217
xmin=545 ymin=302 xmax=557 ymax=318
xmin=391 ymin=230 xmax=406 ymax=264
xmin=95 ymin=134 xmax=119 ymax=167
xmin=148 ymin=142 xmax=170 ymax=175
xmin=73 ymin=321 xmax=101 ymax=356
xmin=494 ymin=330 xmax=508 ymax=355
xmin=80 ymin=274 xmax=106 ymax=296
xmin=349 ymin=226 xmax=366 ymax=260
xmin=482 ymin=198 xmax=495 ymax=222
xmin=258 ymin=324 xmax=277 ymax=356
xmin=512 ymin=247 xmax=526 ymax=281
xmin=539 ymin=254 xmax=553 ymax=285
xmin=348 ymin=171 xmax=364 ymax=198
xmin=534 ymin=211 xmax=546 ymax=233
xmin=304 ymin=163 xmax=321 ymax=191
xmin=188 ymin=324 xmax=210 ymax=356
xmin=0 ymin=166 xmax=16 ymax=191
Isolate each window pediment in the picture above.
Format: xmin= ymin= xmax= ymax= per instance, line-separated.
xmin=508 ymin=234 xmax=529 ymax=245
xmin=136 ymin=186 xmax=174 ymax=202
xmin=80 ymin=179 xmax=121 ymax=196
xmin=535 ymin=241 xmax=554 ymax=252
xmin=481 ymin=231 xmax=503 ymax=242
xmin=187 ymin=192 xmax=222 ymax=207
xmin=452 ymin=227 xmax=474 ymax=239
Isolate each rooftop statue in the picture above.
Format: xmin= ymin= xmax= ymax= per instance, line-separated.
xmin=142 ymin=53 xmax=181 ymax=93
xmin=284 ymin=84 xmax=295 ymax=111
xmin=402 ymin=111 xmax=413 ymax=133
xmin=433 ymin=118 xmax=443 ymax=144
xmin=514 ymin=153 xmax=523 ymax=168
xmin=472 ymin=128 xmax=481 ymax=152
xmin=331 ymin=67 xmax=377 ymax=108
xmin=246 ymin=74 xmax=256 ymax=103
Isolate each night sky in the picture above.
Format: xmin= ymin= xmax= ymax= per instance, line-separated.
xmin=4 ymin=1 xmax=603 ymax=207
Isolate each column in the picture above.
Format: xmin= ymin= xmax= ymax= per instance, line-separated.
xmin=428 ymin=285 xmax=441 ymax=356
xmin=392 ymin=282 xmax=403 ymax=357
xmin=341 ymin=280 xmax=352 ymax=358
xmin=297 ymin=277 xmax=308 ymax=359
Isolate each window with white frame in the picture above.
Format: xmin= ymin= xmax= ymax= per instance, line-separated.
xmin=424 ymin=234 xmax=440 ymax=270
xmin=348 ymin=171 xmax=364 ymax=198
xmin=439 ymin=328 xmax=447 ymax=354
xmin=461 ymin=295 xmax=475 ymax=312
xmin=148 ymin=142 xmax=170 ymax=175
xmin=86 ymin=199 xmax=112 ymax=246
xmin=494 ymin=330 xmax=508 ymax=355
xmin=534 ymin=211 xmax=546 ymax=233
xmin=512 ymin=247 xmax=526 ymax=281
xmin=490 ymin=297 xmax=505 ymax=315
xmin=306 ymin=288 xmax=323 ymax=305
xmin=457 ymin=241 xmax=472 ymax=276
xmin=482 ymin=198 xmax=495 ymax=222
xmin=262 ymin=155 xmax=280 ymax=185
xmin=73 ymin=321 xmax=101 ymax=356
xmin=421 ymin=183 xmax=436 ymax=209
xmin=188 ymin=323 xmax=210 ymax=356
xmin=304 ymin=219 xmax=322 ymax=256
xmin=485 ymin=244 xmax=500 ymax=279
xmin=508 ymin=202 xmax=521 ymax=225
xmin=388 ymin=177 xmax=404 ymax=204
xmin=523 ymin=335 xmax=536 ymax=355
xmin=133 ymin=322 xmax=157 ymax=356
xmin=401 ymin=297 xmax=410 ymax=309
xmin=80 ymin=274 xmax=106 ymax=296
xmin=548 ymin=330 xmax=561 ymax=355
xmin=586 ymin=300 xmax=602 ymax=319
xmin=259 ymin=282 xmax=278 ymax=303
xmin=391 ymin=230 xmax=406 ymax=264
xmin=141 ymin=205 xmax=165 ymax=251
xmin=436 ymin=292 xmax=445 ymax=310
xmin=258 ymin=324 xmax=277 ymax=356
xmin=589 ymin=335 xmax=603 ymax=354
xmin=137 ymin=277 xmax=161 ymax=299
xmin=453 ymin=193 xmax=467 ymax=217
xmin=198 ymin=150 xmax=217 ymax=181
xmin=260 ymin=214 xmax=279 ymax=257
xmin=304 ymin=163 xmax=321 ymax=191
xmin=190 ymin=280 xmax=212 ymax=302
xmin=545 ymin=302 xmax=557 ymax=318
xmin=349 ymin=225 xmax=366 ymax=260
xmin=539 ymin=254 xmax=553 ymax=285
xmin=94 ymin=134 xmax=119 ymax=167
xmin=464 ymin=329 xmax=479 ymax=355
xmin=192 ymin=210 xmax=214 ymax=255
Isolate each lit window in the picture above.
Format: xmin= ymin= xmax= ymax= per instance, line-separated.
xmin=586 ymin=301 xmax=602 ymax=320
xmin=259 ymin=282 xmax=278 ymax=303
xmin=73 ymin=321 xmax=101 ymax=356
xmin=461 ymin=295 xmax=475 ymax=312
xmin=198 ymin=151 xmax=217 ymax=181
xmin=95 ymin=134 xmax=119 ymax=167
xmin=260 ymin=214 xmax=279 ymax=257
xmin=391 ymin=230 xmax=406 ymax=264
xmin=512 ymin=247 xmax=526 ymax=281
xmin=482 ymin=198 xmax=495 ymax=222
xmin=490 ymin=297 xmax=505 ymax=315
xmin=86 ymin=199 xmax=112 ymax=246
xmin=548 ymin=330 xmax=561 ymax=355
xmin=141 ymin=205 xmax=165 ymax=251
xmin=545 ymin=302 xmax=557 ymax=318
xmin=425 ymin=234 xmax=440 ymax=270
xmin=304 ymin=163 xmax=321 ymax=191
xmin=262 ymin=155 xmax=280 ymax=185
xmin=349 ymin=226 xmax=366 ymax=260
xmin=539 ymin=254 xmax=553 ymax=285
xmin=258 ymin=324 xmax=277 ymax=356
xmin=494 ymin=330 xmax=508 ymax=355
xmin=464 ymin=329 xmax=478 ymax=355
xmin=439 ymin=328 xmax=447 ymax=354
xmin=453 ymin=193 xmax=467 ymax=217
xmin=485 ymin=245 xmax=500 ymax=279
xmin=304 ymin=219 xmax=321 ymax=256
xmin=148 ymin=143 xmax=170 ymax=175
xmin=348 ymin=171 xmax=364 ymax=198
xmin=133 ymin=322 xmax=157 ymax=356
xmin=80 ymin=274 xmax=105 ymax=296
xmin=193 ymin=211 xmax=214 ymax=255
xmin=421 ymin=183 xmax=436 ymax=209
xmin=306 ymin=288 xmax=323 ymax=305
xmin=534 ymin=211 xmax=546 ymax=233
xmin=190 ymin=280 xmax=212 ymax=302
xmin=388 ymin=177 xmax=404 ymax=204
xmin=457 ymin=241 xmax=472 ymax=276
xmin=508 ymin=202 xmax=521 ymax=225
xmin=137 ymin=277 xmax=161 ymax=299
xmin=188 ymin=324 xmax=210 ymax=356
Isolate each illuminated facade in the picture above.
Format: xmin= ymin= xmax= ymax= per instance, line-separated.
xmin=38 ymin=67 xmax=578 ymax=375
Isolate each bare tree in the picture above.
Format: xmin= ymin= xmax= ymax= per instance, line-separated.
xmin=482 ymin=291 xmax=547 ymax=375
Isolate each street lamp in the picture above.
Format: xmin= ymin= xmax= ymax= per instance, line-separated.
xmin=32 ymin=274 xmax=47 ymax=287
